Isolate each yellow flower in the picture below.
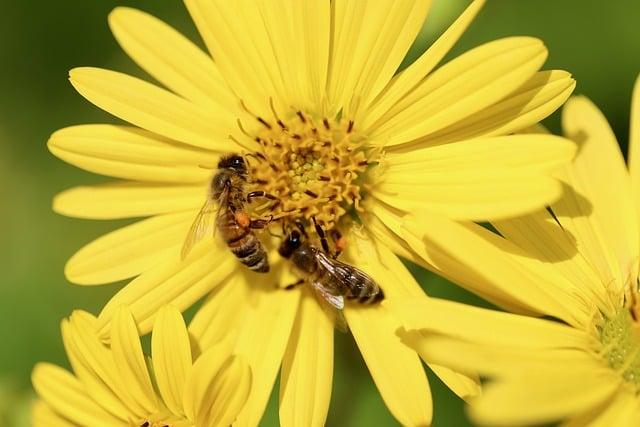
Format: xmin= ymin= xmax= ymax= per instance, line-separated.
xmin=49 ymin=0 xmax=576 ymax=424
xmin=31 ymin=306 xmax=251 ymax=427
xmin=388 ymin=75 xmax=640 ymax=425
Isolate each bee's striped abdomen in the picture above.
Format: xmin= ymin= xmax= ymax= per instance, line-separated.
xmin=218 ymin=209 xmax=270 ymax=272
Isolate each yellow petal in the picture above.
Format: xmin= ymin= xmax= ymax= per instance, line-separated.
xmin=69 ymin=67 xmax=236 ymax=150
xmin=32 ymin=363 xmax=122 ymax=427
xmin=233 ymin=284 xmax=300 ymax=427
xmin=97 ymin=241 xmax=236 ymax=338
xmin=48 ymin=124 xmax=215 ymax=183
xmin=110 ymin=307 xmax=158 ymax=414
xmin=152 ymin=305 xmax=193 ymax=415
xmin=375 ymin=134 xmax=575 ymax=221
xmin=54 ymin=182 xmax=204 ymax=220
xmin=200 ymin=356 xmax=252 ymax=427
xmin=188 ymin=274 xmax=251 ymax=354
xmin=470 ymin=369 xmax=619 ymax=426
xmin=279 ymin=288 xmax=334 ymax=427
xmin=65 ymin=212 xmax=192 ymax=285
xmin=328 ymin=0 xmax=432 ymax=118
xmin=401 ymin=213 xmax=587 ymax=321
xmin=345 ymin=306 xmax=432 ymax=426
xmin=184 ymin=0 xmax=288 ymax=116
xmin=343 ymin=234 xmax=432 ymax=426
xmin=182 ymin=342 xmax=231 ymax=422
xmin=560 ymin=96 xmax=639 ymax=297
xmin=428 ymin=364 xmax=480 ymax=400
xmin=370 ymin=37 xmax=548 ymax=145
xmin=32 ymin=400 xmax=77 ymax=427
xmin=365 ymin=0 xmax=485 ymax=127
xmin=402 ymin=70 xmax=575 ymax=147
xmin=109 ymin=7 xmax=237 ymax=109
xmin=581 ymin=390 xmax=639 ymax=427
xmin=629 ymin=74 xmax=640 ymax=205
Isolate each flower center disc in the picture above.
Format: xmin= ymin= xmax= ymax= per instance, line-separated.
xmin=598 ymin=308 xmax=640 ymax=390
xmin=246 ymin=112 xmax=373 ymax=229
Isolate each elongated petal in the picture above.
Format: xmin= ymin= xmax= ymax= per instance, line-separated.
xmin=109 ymin=7 xmax=237 ymax=109
xmin=343 ymin=233 xmax=432 ymax=426
xmin=69 ymin=67 xmax=236 ymax=150
xmin=184 ymin=0 xmax=288 ymax=115
xmin=111 ymin=307 xmax=158 ymax=414
xmin=63 ymin=311 xmax=146 ymax=416
xmin=97 ymin=241 xmax=236 ymax=338
xmin=232 ymin=284 xmax=300 ymax=426
xmin=403 ymin=70 xmax=575 ymax=147
xmin=629 ymin=74 xmax=640 ymax=205
xmin=152 ymin=305 xmax=193 ymax=415
xmin=65 ymin=212 xmax=192 ymax=285
xmin=188 ymin=274 xmax=251 ymax=353
xmin=584 ymin=390 xmax=639 ymax=427
xmin=182 ymin=342 xmax=231 ymax=422
xmin=387 ymin=298 xmax=589 ymax=350
xmin=375 ymin=134 xmax=575 ymax=220
xmin=559 ymin=96 xmax=639 ymax=297
xmin=48 ymin=125 xmax=215 ymax=183
xmin=365 ymin=0 xmax=485 ymax=126
xmin=32 ymin=401 xmax=77 ymax=427
xmin=200 ymin=356 xmax=252 ymax=427
xmin=401 ymin=211 xmax=583 ymax=321
xmin=32 ymin=364 xmax=123 ymax=427
xmin=369 ymin=37 xmax=548 ymax=145
xmin=279 ymin=288 xmax=334 ymax=427
xmin=54 ymin=182 xmax=205 ymax=220
xmin=328 ymin=0 xmax=431 ymax=117
xmin=471 ymin=369 xmax=619 ymax=426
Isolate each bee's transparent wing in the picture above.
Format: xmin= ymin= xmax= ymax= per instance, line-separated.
xmin=308 ymin=280 xmax=348 ymax=333
xmin=315 ymin=251 xmax=380 ymax=299
xmin=181 ymin=198 xmax=217 ymax=260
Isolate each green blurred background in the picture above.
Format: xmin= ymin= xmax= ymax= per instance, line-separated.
xmin=1 ymin=0 xmax=638 ymax=425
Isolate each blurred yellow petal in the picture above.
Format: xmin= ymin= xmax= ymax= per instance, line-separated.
xmin=152 ymin=305 xmax=193 ymax=415
xmin=48 ymin=124 xmax=215 ymax=183
xmin=233 ymin=285 xmax=300 ymax=426
xmin=32 ymin=363 xmax=123 ymax=427
xmin=344 ymin=234 xmax=432 ymax=426
xmin=560 ymin=96 xmax=639 ymax=296
xmin=97 ymin=241 xmax=235 ymax=338
xmin=428 ymin=364 xmax=480 ymax=400
xmin=111 ymin=307 xmax=158 ymax=414
xmin=470 ymin=370 xmax=619 ymax=426
xmin=406 ymin=70 xmax=575 ymax=147
xmin=279 ymin=288 xmax=333 ymax=427
xmin=54 ymin=182 xmax=204 ymax=220
xmin=109 ymin=7 xmax=237 ymax=109
xmin=64 ymin=212 xmax=192 ymax=285
xmin=370 ymin=37 xmax=547 ymax=145
xmin=69 ymin=67 xmax=236 ymax=150
xmin=629 ymin=74 xmax=640 ymax=205
xmin=387 ymin=298 xmax=589 ymax=350
xmin=182 ymin=342 xmax=231 ymax=422
xmin=583 ymin=390 xmax=639 ymax=427
xmin=32 ymin=401 xmax=77 ymax=427
xmin=188 ymin=274 xmax=251 ymax=353
xmin=199 ymin=356 xmax=252 ymax=427
xmin=328 ymin=0 xmax=432 ymax=117
xmin=401 ymin=212 xmax=584 ymax=321
xmin=365 ymin=0 xmax=485 ymax=127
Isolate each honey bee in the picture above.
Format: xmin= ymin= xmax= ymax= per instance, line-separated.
xmin=181 ymin=154 xmax=270 ymax=272
xmin=278 ymin=222 xmax=384 ymax=311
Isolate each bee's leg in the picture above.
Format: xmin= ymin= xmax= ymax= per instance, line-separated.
xmin=249 ymin=215 xmax=273 ymax=229
xmin=284 ymin=279 xmax=304 ymax=290
xmin=246 ymin=190 xmax=278 ymax=203
xmin=312 ymin=217 xmax=330 ymax=254
xmin=330 ymin=229 xmax=347 ymax=259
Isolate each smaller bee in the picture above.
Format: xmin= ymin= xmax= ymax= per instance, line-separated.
xmin=182 ymin=154 xmax=270 ymax=272
xmin=278 ymin=222 xmax=384 ymax=311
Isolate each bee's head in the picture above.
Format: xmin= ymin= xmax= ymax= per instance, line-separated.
xmin=278 ymin=230 xmax=302 ymax=258
xmin=218 ymin=154 xmax=247 ymax=175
